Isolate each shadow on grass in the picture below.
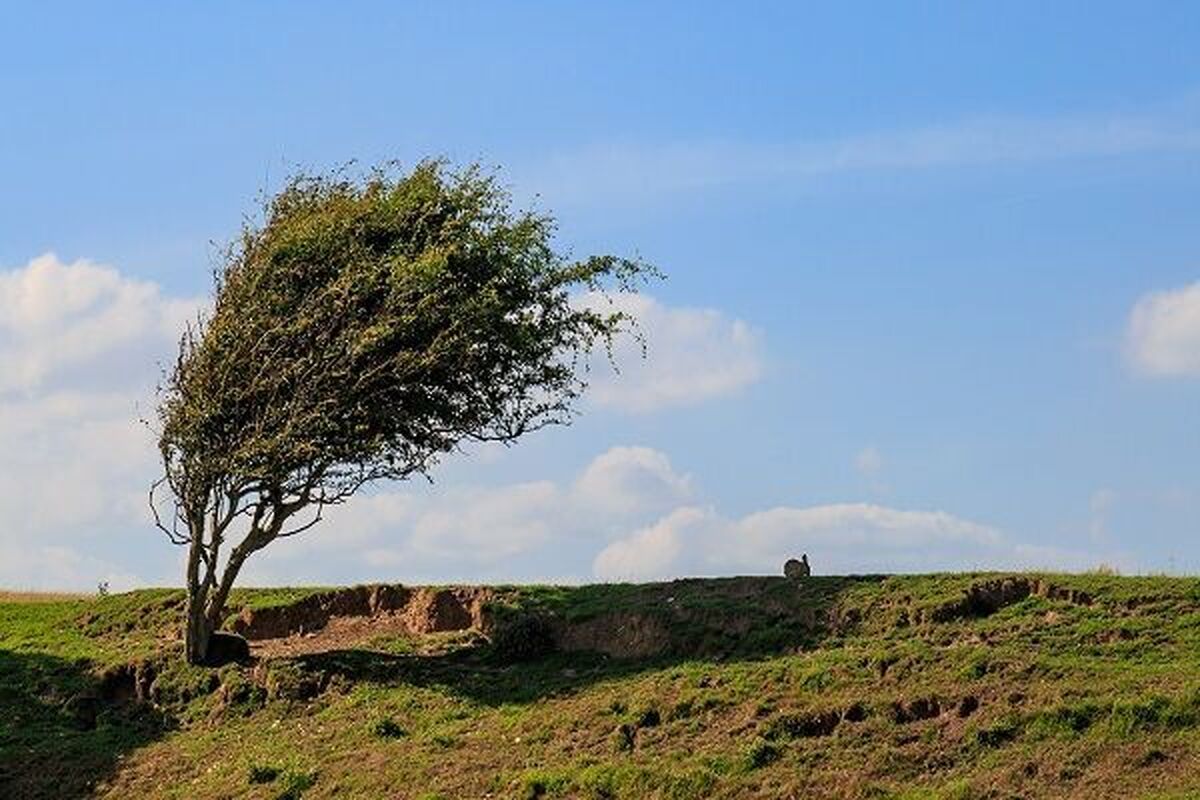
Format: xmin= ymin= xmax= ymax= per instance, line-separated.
xmin=292 ymin=575 xmax=888 ymax=706
xmin=0 ymin=649 xmax=171 ymax=800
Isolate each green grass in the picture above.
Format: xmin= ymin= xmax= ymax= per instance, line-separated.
xmin=4 ymin=573 xmax=1200 ymax=798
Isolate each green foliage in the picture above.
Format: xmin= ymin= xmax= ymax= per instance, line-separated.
xmin=161 ymin=160 xmax=653 ymax=495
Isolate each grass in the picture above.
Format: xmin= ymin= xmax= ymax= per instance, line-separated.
xmin=3 ymin=573 xmax=1200 ymax=798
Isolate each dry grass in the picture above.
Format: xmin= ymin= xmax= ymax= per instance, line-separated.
xmin=0 ymin=589 xmax=89 ymax=603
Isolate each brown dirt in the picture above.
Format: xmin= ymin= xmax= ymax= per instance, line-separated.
xmin=250 ymin=612 xmax=414 ymax=657
xmin=229 ymin=584 xmax=494 ymax=657
xmin=551 ymin=611 xmax=674 ymax=659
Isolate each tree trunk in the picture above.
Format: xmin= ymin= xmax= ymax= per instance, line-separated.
xmin=185 ymin=586 xmax=213 ymax=664
xmin=183 ymin=515 xmax=211 ymax=665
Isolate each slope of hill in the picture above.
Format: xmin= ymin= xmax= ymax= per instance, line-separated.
xmin=3 ymin=574 xmax=1200 ymax=799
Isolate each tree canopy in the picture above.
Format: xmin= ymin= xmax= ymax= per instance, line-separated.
xmin=155 ymin=160 xmax=654 ymax=663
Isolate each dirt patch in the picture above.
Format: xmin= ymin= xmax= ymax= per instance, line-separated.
xmin=249 ymin=614 xmax=407 ymax=658
xmin=230 ymin=584 xmax=493 ymax=644
xmin=891 ymin=697 xmax=942 ymax=724
xmin=552 ymin=612 xmax=673 ymax=659
xmin=98 ymin=660 xmax=157 ymax=704
xmin=403 ymin=587 xmax=489 ymax=634
xmin=928 ymin=577 xmax=1093 ymax=622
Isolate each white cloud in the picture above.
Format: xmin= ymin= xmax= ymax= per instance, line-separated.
xmin=572 ymin=445 xmax=692 ymax=515
xmin=526 ymin=105 xmax=1200 ymax=206
xmin=0 ymin=253 xmax=201 ymax=394
xmin=0 ymin=541 xmax=141 ymax=593
xmin=1126 ymin=281 xmax=1200 ymax=377
xmin=579 ymin=293 xmax=763 ymax=412
xmin=0 ymin=254 xmax=204 ymax=590
xmin=268 ymin=441 xmax=1093 ymax=584
xmin=592 ymin=502 xmax=1023 ymax=581
xmin=592 ymin=507 xmax=696 ymax=582
xmin=297 ymin=445 xmax=696 ymax=580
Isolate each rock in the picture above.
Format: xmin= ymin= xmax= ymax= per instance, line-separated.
xmin=204 ymin=631 xmax=251 ymax=666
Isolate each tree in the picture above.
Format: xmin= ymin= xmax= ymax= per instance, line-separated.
xmin=153 ymin=161 xmax=654 ymax=664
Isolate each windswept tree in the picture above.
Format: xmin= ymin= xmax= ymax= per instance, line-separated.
xmin=154 ymin=161 xmax=653 ymax=664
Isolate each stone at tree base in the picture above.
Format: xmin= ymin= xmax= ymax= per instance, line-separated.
xmin=204 ymin=631 xmax=251 ymax=666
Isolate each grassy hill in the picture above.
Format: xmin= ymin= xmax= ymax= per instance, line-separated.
xmin=3 ymin=573 xmax=1200 ymax=799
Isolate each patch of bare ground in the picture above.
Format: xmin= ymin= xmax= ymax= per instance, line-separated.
xmin=250 ymin=612 xmax=415 ymax=657
xmin=230 ymin=584 xmax=493 ymax=651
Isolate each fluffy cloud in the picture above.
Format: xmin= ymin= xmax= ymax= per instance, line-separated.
xmin=579 ymin=292 xmax=763 ymax=412
xmin=591 ymin=502 xmax=1024 ymax=581
xmin=0 ymin=254 xmax=204 ymax=590
xmin=592 ymin=507 xmax=697 ymax=582
xmin=573 ymin=445 xmax=692 ymax=516
xmin=265 ymin=440 xmax=1088 ymax=584
xmin=0 ymin=253 xmax=200 ymax=394
xmin=1126 ymin=281 xmax=1200 ymax=377
xmin=291 ymin=445 xmax=696 ymax=582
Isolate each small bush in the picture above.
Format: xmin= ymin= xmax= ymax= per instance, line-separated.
xmin=763 ymin=710 xmax=840 ymax=740
xmin=1164 ymin=689 xmax=1200 ymax=729
xmin=519 ymin=770 xmax=572 ymax=800
xmin=491 ymin=615 xmax=557 ymax=662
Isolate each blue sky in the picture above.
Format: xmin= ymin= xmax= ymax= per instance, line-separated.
xmin=1 ymin=3 xmax=1198 ymax=588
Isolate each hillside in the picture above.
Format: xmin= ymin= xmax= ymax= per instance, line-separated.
xmin=3 ymin=573 xmax=1200 ymax=799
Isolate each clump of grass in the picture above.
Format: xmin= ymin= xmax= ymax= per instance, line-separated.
xmin=519 ymin=770 xmax=570 ymax=799
xmin=372 ymin=717 xmax=407 ymax=739
xmin=669 ymin=698 xmax=695 ymax=721
xmin=743 ymin=738 xmax=782 ymax=770
xmin=1027 ymin=702 xmax=1103 ymax=739
xmin=274 ymin=769 xmax=317 ymax=800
